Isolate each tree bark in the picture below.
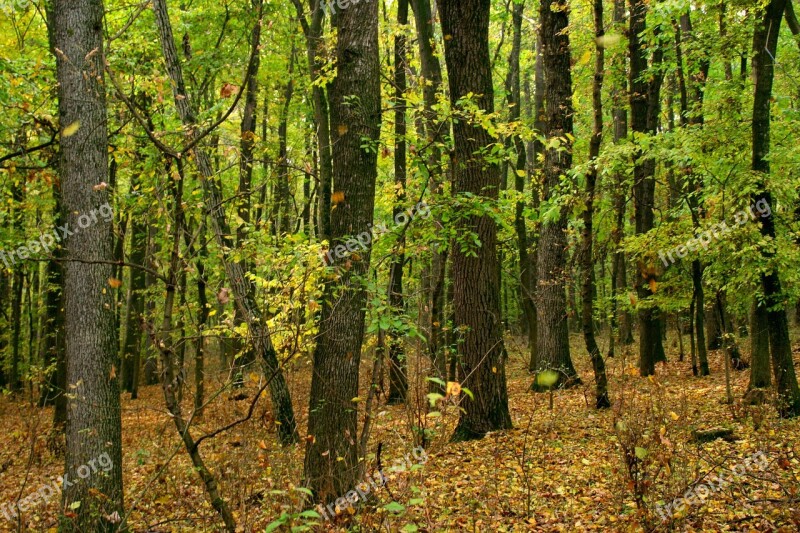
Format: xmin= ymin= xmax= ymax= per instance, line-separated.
xmin=580 ymin=0 xmax=611 ymax=409
xmin=750 ymin=0 xmax=800 ymax=418
xmin=52 ymin=0 xmax=125 ymax=526
xmin=302 ymin=0 xmax=381 ymax=500
xmin=531 ymin=0 xmax=581 ymax=389
xmin=388 ymin=0 xmax=410 ymax=405
xmin=439 ymin=0 xmax=513 ymax=441
xmin=629 ymin=0 xmax=667 ymax=376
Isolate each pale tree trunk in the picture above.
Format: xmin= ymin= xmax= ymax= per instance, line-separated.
xmin=52 ymin=0 xmax=124 ymax=527
xmin=302 ymin=0 xmax=381 ymax=501
xmin=439 ymin=0 xmax=513 ymax=441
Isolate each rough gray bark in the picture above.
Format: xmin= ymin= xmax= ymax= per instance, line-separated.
xmin=302 ymin=0 xmax=381 ymax=501
xmin=410 ymin=0 xmax=448 ymax=396
xmin=52 ymin=0 xmax=125 ymax=527
xmin=531 ymin=0 xmax=581 ymax=389
xmin=439 ymin=0 xmax=513 ymax=441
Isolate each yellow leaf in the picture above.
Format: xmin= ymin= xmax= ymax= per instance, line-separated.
xmin=332 ymin=191 xmax=345 ymax=204
xmin=649 ymin=277 xmax=658 ymax=293
xmin=669 ymin=411 xmax=680 ymax=421
xmin=62 ymin=120 xmax=80 ymax=137
xmin=446 ymin=381 xmax=461 ymax=397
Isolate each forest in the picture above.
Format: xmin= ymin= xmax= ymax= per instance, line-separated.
xmin=0 ymin=0 xmax=799 ymax=530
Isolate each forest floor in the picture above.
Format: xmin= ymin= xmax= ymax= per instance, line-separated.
xmin=0 ymin=332 xmax=799 ymax=532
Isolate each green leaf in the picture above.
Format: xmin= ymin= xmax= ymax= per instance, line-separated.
xmin=536 ymin=370 xmax=559 ymax=388
xmin=384 ymin=501 xmax=406 ymax=513
xmin=635 ymin=447 xmax=649 ymax=460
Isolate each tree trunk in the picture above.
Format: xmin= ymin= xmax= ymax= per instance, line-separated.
xmin=629 ymin=0 xmax=666 ymax=376
xmin=151 ymin=0 xmax=299 ymax=444
xmin=750 ymin=0 xmax=800 ymax=418
xmin=388 ymin=0 xmax=409 ymax=405
xmin=122 ymin=208 xmax=146 ymax=396
xmin=302 ymin=0 xmax=381 ymax=501
xmin=531 ymin=0 xmax=581 ymax=389
xmin=439 ymin=0 xmax=513 ymax=441
xmin=507 ymin=1 xmax=536 ymax=379
xmin=232 ymin=13 xmax=264 ymax=387
xmin=292 ymin=0 xmax=332 ymax=241
xmin=580 ymin=0 xmax=611 ymax=409
xmin=745 ymin=301 xmax=771 ymax=404
xmin=52 ymin=0 xmax=125 ymax=526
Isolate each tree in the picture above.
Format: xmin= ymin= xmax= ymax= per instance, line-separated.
xmin=629 ymin=0 xmax=666 ymax=377
xmin=303 ymin=0 xmax=381 ymax=500
xmin=750 ymin=0 xmax=800 ymax=418
xmin=439 ymin=0 xmax=513 ymax=441
xmin=580 ymin=0 xmax=611 ymax=409
xmin=51 ymin=0 xmax=124 ymax=527
xmin=531 ymin=0 xmax=581 ymax=390
xmin=388 ymin=0 xmax=410 ymax=405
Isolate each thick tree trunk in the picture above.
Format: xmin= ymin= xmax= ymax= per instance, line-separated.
xmin=750 ymin=0 xmax=800 ymax=418
xmin=302 ymin=0 xmax=381 ymax=501
xmin=52 ymin=0 xmax=125 ymax=526
xmin=388 ymin=0 xmax=409 ymax=405
xmin=580 ymin=0 xmax=611 ymax=409
xmin=629 ymin=0 xmax=666 ymax=376
xmin=439 ymin=0 xmax=513 ymax=441
xmin=531 ymin=0 xmax=581 ymax=389
xmin=152 ymin=0 xmax=299 ymax=444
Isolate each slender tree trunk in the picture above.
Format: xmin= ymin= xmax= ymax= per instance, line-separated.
xmin=232 ymin=11 xmax=264 ymax=387
xmin=531 ymin=0 xmax=581 ymax=389
xmin=439 ymin=0 xmax=513 ymax=441
xmin=506 ymin=1 xmax=536 ymax=374
xmin=746 ymin=301 xmax=771 ymax=404
xmin=303 ymin=0 xmax=381 ymax=501
xmin=52 ymin=0 xmax=124 ymax=526
xmin=152 ymin=0 xmax=299 ymax=444
xmin=292 ymin=0 xmax=332 ymax=241
xmin=629 ymin=0 xmax=666 ymax=376
xmin=580 ymin=0 xmax=611 ymax=409
xmin=388 ymin=0 xmax=410 ymax=405
xmin=122 ymin=206 xmax=146 ymax=395
xmin=750 ymin=0 xmax=800 ymax=418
